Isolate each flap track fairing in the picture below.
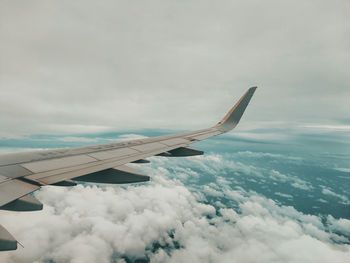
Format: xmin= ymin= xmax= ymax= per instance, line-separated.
xmin=131 ymin=159 xmax=150 ymax=164
xmin=51 ymin=180 xmax=77 ymax=187
xmin=0 ymin=194 xmax=43 ymax=212
xmin=73 ymin=165 xmax=149 ymax=184
xmin=157 ymin=146 xmax=204 ymax=157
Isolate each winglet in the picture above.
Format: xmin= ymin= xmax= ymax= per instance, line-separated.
xmin=215 ymin=87 xmax=257 ymax=132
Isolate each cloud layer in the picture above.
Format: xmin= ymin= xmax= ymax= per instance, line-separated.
xmin=0 ymin=155 xmax=349 ymax=263
xmin=1 ymin=0 xmax=350 ymax=136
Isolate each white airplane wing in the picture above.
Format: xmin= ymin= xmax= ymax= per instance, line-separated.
xmin=0 ymin=87 xmax=257 ymax=251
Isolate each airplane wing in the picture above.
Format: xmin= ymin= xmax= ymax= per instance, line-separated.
xmin=0 ymin=87 xmax=257 ymax=251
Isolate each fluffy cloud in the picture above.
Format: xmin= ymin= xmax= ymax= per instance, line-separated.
xmin=327 ymin=216 xmax=350 ymax=237
xmin=0 ymin=158 xmax=349 ymax=263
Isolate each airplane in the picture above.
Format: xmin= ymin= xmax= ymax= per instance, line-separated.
xmin=0 ymin=87 xmax=256 ymax=251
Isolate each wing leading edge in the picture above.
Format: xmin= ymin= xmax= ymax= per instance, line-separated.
xmin=0 ymin=87 xmax=257 ymax=251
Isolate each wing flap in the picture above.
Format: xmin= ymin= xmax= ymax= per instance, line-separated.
xmin=73 ymin=165 xmax=149 ymax=184
xmin=88 ymin=147 xmax=137 ymax=161
xmin=161 ymin=138 xmax=190 ymax=146
xmin=0 ymin=165 xmax=32 ymax=179
xmin=0 ymin=179 xmax=39 ymax=206
xmin=21 ymin=155 xmax=97 ymax=173
xmin=131 ymin=142 xmax=165 ymax=152
xmin=24 ymin=142 xmax=189 ymax=185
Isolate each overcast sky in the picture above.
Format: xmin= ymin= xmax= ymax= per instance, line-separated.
xmin=0 ymin=0 xmax=349 ymax=136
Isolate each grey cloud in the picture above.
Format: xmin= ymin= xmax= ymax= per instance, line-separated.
xmin=0 ymin=0 xmax=350 ymax=136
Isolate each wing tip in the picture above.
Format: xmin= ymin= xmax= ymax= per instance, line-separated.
xmin=215 ymin=86 xmax=257 ymax=132
xmin=249 ymin=86 xmax=257 ymax=93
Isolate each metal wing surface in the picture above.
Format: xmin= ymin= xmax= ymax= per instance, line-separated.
xmin=0 ymin=87 xmax=257 ymax=250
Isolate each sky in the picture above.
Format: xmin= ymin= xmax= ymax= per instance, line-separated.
xmin=0 ymin=1 xmax=350 ymax=263
xmin=0 ymin=0 xmax=350 ymax=136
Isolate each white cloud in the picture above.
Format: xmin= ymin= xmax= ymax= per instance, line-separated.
xmin=58 ymin=136 xmax=99 ymax=143
xmin=327 ymin=216 xmax=350 ymax=237
xmin=269 ymin=169 xmax=312 ymax=191
xmin=236 ymin=151 xmax=302 ymax=162
xmin=275 ymin=192 xmax=293 ymax=200
xmin=202 ymin=185 xmax=223 ymax=197
xmin=321 ymin=187 xmax=349 ymax=205
xmin=270 ymin=169 xmax=289 ymax=182
xmin=46 ymin=124 xmax=113 ymax=135
xmin=302 ymin=125 xmax=350 ymax=131
xmin=153 ymin=153 xmax=314 ymax=196
xmin=0 ymin=165 xmax=349 ymax=263
xmin=291 ymin=181 xmax=311 ymax=191
xmin=317 ymin=198 xmax=328 ymax=204
xmin=229 ymin=132 xmax=289 ymax=142
xmin=0 ymin=131 xmax=349 ymax=263
xmin=219 ymin=208 xmax=238 ymax=222
xmin=117 ymin=134 xmax=149 ymax=141
xmin=0 ymin=148 xmax=48 ymax=155
xmin=334 ymin=167 xmax=350 ymax=173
